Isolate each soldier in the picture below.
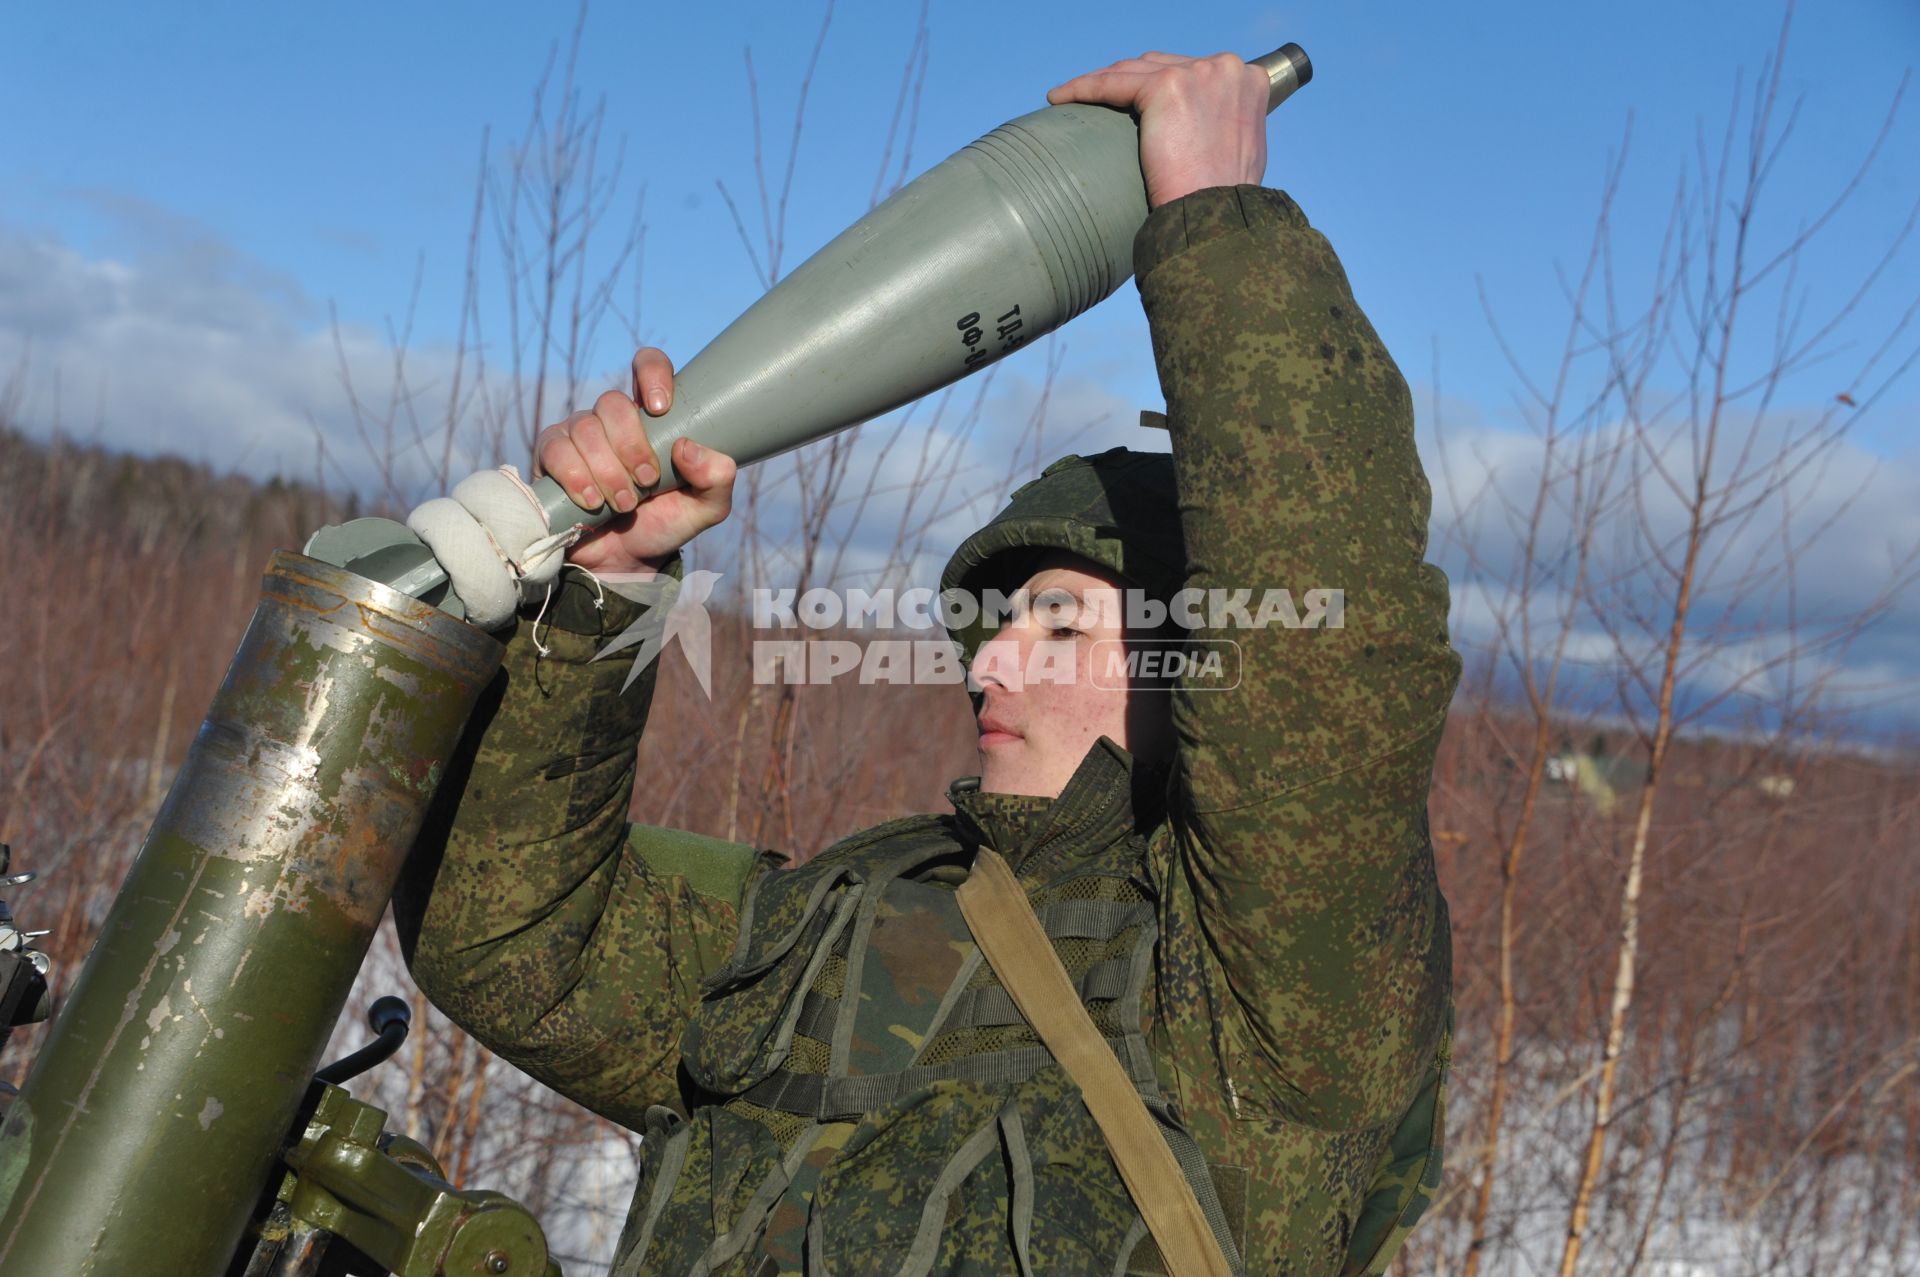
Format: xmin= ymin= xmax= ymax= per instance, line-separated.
xmin=396 ymin=50 xmax=1459 ymax=1277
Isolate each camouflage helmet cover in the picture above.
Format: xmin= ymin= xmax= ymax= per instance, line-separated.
xmin=939 ymin=446 xmax=1186 ymax=659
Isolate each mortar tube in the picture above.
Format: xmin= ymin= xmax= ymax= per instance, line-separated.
xmin=0 ymin=553 xmax=503 ymax=1277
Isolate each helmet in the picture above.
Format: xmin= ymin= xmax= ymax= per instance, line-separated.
xmin=939 ymin=447 xmax=1185 ymax=660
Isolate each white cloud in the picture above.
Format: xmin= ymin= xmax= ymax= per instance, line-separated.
xmin=0 ymin=201 xmax=471 ymax=497
xmin=1426 ymin=406 xmax=1920 ymax=733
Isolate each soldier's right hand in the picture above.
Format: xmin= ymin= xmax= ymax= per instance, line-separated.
xmin=537 ymin=347 xmax=737 ymax=576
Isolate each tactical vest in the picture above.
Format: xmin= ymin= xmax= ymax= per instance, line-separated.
xmin=609 ymin=809 xmax=1249 ymax=1277
xmin=610 ymin=803 xmax=1447 ymax=1277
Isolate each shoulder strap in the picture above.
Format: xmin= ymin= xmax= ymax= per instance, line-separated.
xmin=956 ymin=847 xmax=1238 ymax=1277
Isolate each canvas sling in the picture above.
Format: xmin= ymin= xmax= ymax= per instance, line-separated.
xmin=955 ymin=847 xmax=1237 ymax=1277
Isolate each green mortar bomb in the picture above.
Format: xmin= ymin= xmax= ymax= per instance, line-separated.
xmin=309 ymin=45 xmax=1312 ymax=612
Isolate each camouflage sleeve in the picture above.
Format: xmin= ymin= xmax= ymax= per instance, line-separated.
xmin=393 ymin=565 xmax=773 ymax=1130
xmin=1135 ymin=186 xmax=1459 ymax=1132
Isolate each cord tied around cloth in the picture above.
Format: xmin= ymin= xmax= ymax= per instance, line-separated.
xmin=528 ymin=562 xmax=608 ymax=657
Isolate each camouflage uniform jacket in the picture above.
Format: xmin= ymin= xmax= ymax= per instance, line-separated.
xmin=395 ymin=185 xmax=1461 ymax=1276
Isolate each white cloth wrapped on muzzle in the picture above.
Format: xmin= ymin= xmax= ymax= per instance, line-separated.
xmin=406 ymin=466 xmax=586 ymax=630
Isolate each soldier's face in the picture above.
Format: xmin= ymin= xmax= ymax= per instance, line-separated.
xmin=970 ymin=552 xmax=1174 ymax=798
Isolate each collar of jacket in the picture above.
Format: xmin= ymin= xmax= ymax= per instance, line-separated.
xmin=944 ymin=736 xmax=1166 ymax=879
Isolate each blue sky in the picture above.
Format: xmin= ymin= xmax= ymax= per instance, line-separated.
xmin=5 ymin=1 xmax=1913 ymax=443
xmin=3 ymin=0 xmax=1917 ymax=731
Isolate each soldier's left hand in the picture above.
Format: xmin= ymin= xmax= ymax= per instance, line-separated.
xmin=1046 ymin=52 xmax=1268 ymax=210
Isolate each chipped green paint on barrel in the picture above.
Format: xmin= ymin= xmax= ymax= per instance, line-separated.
xmin=0 ymin=552 xmax=502 ymax=1276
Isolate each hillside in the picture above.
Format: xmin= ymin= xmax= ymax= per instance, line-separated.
xmin=1 ymin=426 xmax=1914 ymax=1276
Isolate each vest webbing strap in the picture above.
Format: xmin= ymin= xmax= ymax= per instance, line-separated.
xmin=957 ymin=847 xmax=1238 ymax=1277
xmin=789 ymin=956 xmax=1137 ymax=1045
xmin=742 ymin=1033 xmax=1162 ymax=1121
